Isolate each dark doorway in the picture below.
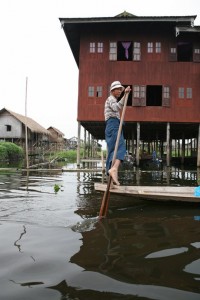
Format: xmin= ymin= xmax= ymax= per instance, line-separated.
xmin=146 ymin=85 xmax=162 ymax=106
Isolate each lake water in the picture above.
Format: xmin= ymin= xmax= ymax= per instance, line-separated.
xmin=0 ymin=165 xmax=200 ymax=300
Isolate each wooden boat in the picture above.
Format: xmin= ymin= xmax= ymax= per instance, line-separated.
xmin=94 ymin=183 xmax=200 ymax=203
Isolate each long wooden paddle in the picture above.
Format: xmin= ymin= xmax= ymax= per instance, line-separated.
xmin=99 ymin=90 xmax=130 ymax=218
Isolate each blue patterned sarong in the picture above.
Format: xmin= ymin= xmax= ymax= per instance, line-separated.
xmin=105 ymin=118 xmax=126 ymax=174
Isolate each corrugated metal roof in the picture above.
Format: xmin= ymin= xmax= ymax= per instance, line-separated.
xmin=0 ymin=108 xmax=51 ymax=135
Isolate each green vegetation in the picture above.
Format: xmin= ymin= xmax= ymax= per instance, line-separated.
xmin=54 ymin=184 xmax=60 ymax=193
xmin=0 ymin=142 xmax=24 ymax=161
xmin=50 ymin=148 xmax=105 ymax=164
xmin=53 ymin=149 xmax=84 ymax=163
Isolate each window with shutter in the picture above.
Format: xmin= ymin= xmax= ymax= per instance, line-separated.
xmin=133 ymin=42 xmax=141 ymax=61
xmin=89 ymin=42 xmax=95 ymax=53
xmin=109 ymin=42 xmax=117 ymax=60
xmin=169 ymin=45 xmax=177 ymax=61
xmin=193 ymin=44 xmax=200 ymax=62
xmin=88 ymin=86 xmax=94 ymax=97
xmin=132 ymin=85 xmax=146 ymax=106
xmin=162 ymin=86 xmax=170 ymax=107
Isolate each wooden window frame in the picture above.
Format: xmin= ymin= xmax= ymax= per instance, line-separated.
xmin=155 ymin=42 xmax=161 ymax=53
xmin=186 ymin=87 xmax=192 ymax=99
xmin=88 ymin=86 xmax=94 ymax=97
xmin=132 ymin=85 xmax=146 ymax=106
xmin=133 ymin=42 xmax=141 ymax=61
xmin=96 ymin=86 xmax=102 ymax=97
xmin=193 ymin=44 xmax=200 ymax=62
xmin=162 ymin=86 xmax=170 ymax=107
xmin=89 ymin=42 xmax=95 ymax=53
xmin=179 ymin=87 xmax=184 ymax=99
xmin=5 ymin=125 xmax=12 ymax=132
xmin=97 ymin=42 xmax=103 ymax=53
xmin=169 ymin=44 xmax=177 ymax=61
xmin=109 ymin=42 xmax=117 ymax=60
xmin=147 ymin=42 xmax=153 ymax=53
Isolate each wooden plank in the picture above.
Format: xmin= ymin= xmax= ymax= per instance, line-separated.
xmin=94 ymin=183 xmax=200 ymax=203
xmin=81 ymin=159 xmax=103 ymax=163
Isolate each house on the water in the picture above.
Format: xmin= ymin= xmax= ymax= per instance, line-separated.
xmin=0 ymin=108 xmax=51 ymax=151
xmin=47 ymin=126 xmax=65 ymax=150
xmin=59 ymin=12 xmax=200 ymax=166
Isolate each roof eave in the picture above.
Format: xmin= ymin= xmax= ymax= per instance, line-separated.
xmin=175 ymin=25 xmax=200 ymax=36
xmin=59 ymin=15 xmax=197 ymax=25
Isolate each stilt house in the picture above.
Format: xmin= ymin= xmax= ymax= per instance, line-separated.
xmin=0 ymin=108 xmax=51 ymax=151
xmin=60 ymin=12 xmax=200 ymax=166
xmin=47 ymin=126 xmax=65 ymax=150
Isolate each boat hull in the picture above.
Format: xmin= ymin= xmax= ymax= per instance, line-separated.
xmin=94 ymin=184 xmax=200 ymax=203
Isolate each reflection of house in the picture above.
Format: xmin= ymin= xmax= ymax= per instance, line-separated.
xmin=70 ymin=213 xmax=200 ymax=294
xmin=0 ymin=108 xmax=50 ymax=150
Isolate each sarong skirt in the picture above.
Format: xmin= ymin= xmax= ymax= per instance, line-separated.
xmin=105 ymin=118 xmax=126 ymax=173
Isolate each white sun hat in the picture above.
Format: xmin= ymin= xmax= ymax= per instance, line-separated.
xmin=110 ymin=81 xmax=124 ymax=92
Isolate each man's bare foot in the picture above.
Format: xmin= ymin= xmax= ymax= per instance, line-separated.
xmin=110 ymin=181 xmax=118 ymax=189
xmin=108 ymin=168 xmax=120 ymax=186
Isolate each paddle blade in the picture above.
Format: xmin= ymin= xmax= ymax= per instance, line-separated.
xmin=99 ymin=176 xmax=112 ymax=218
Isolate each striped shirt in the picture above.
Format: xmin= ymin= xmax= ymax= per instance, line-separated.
xmin=104 ymin=94 xmax=125 ymax=121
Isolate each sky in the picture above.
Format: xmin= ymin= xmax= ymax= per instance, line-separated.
xmin=0 ymin=0 xmax=200 ymax=143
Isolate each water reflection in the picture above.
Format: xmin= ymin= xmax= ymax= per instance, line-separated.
xmin=119 ymin=167 xmax=198 ymax=186
xmin=185 ymin=259 xmax=200 ymax=276
xmin=48 ymin=274 xmax=200 ymax=300
xmin=1 ymin=166 xmax=200 ymax=300
xmin=10 ymin=279 xmax=44 ymax=288
xmin=14 ymin=225 xmax=26 ymax=252
xmin=70 ymin=209 xmax=200 ymax=295
xmin=145 ymin=247 xmax=188 ymax=258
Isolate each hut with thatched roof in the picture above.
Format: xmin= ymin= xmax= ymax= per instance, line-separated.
xmin=47 ymin=126 xmax=66 ymax=151
xmin=0 ymin=108 xmax=51 ymax=151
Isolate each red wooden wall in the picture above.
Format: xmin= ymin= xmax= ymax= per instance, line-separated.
xmin=77 ymin=24 xmax=200 ymax=124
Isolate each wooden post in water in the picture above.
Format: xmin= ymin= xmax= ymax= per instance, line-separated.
xmin=25 ymin=77 xmax=29 ymax=169
xmin=181 ymin=132 xmax=185 ymax=165
xmin=83 ymin=128 xmax=86 ymax=158
xmin=136 ymin=122 xmax=140 ymax=167
xmin=166 ymin=122 xmax=170 ymax=167
xmin=77 ymin=121 xmax=81 ymax=167
xmin=131 ymin=129 xmax=134 ymax=158
xmin=87 ymin=132 xmax=90 ymax=158
xmin=101 ymin=150 xmax=105 ymax=173
xmin=197 ymin=123 xmax=200 ymax=167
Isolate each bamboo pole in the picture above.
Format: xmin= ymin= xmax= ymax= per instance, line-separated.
xmin=25 ymin=77 xmax=29 ymax=169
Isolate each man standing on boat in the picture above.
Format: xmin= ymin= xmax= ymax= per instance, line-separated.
xmin=104 ymin=81 xmax=131 ymax=185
